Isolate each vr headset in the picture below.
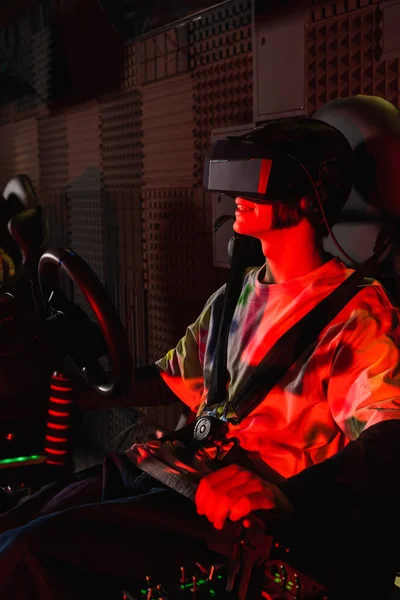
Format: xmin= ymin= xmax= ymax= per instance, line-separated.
xmin=202 ymin=118 xmax=354 ymax=207
xmin=203 ymin=136 xmax=311 ymax=205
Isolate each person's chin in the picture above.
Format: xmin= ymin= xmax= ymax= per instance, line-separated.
xmin=233 ymin=222 xmax=255 ymax=236
xmin=233 ymin=220 xmax=248 ymax=234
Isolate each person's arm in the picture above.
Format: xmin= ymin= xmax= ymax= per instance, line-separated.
xmin=153 ymin=285 xmax=226 ymax=413
xmin=80 ymin=285 xmax=225 ymax=412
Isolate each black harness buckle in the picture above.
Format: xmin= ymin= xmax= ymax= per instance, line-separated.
xmin=193 ymin=414 xmax=228 ymax=444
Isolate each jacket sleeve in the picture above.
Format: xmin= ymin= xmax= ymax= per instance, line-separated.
xmin=326 ymin=305 xmax=400 ymax=438
xmin=155 ymin=285 xmax=226 ymax=413
xmin=279 ymin=302 xmax=400 ymax=521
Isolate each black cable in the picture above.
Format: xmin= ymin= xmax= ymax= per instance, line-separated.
xmin=288 ymin=154 xmax=394 ymax=279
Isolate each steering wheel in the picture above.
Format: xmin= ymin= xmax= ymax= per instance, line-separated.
xmin=38 ymin=248 xmax=133 ymax=397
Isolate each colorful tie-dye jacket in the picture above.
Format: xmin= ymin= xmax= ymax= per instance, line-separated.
xmin=156 ymin=258 xmax=400 ymax=481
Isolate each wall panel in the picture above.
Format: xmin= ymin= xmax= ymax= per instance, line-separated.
xmin=306 ymin=3 xmax=400 ymax=112
xmin=38 ymin=112 xmax=68 ymax=191
xmin=0 ymin=123 xmax=16 ymax=190
xmin=192 ymin=55 xmax=253 ymax=186
xmin=307 ymin=6 xmax=377 ymax=112
xmin=142 ymin=73 xmax=194 ymax=189
xmin=122 ymin=41 xmax=138 ymax=90
xmin=136 ymin=25 xmax=189 ymax=86
xmin=42 ymin=191 xmax=68 ymax=248
xmin=0 ymin=104 xmax=15 ymax=127
xmin=101 ymin=190 xmax=147 ymax=365
xmin=13 ymin=15 xmax=37 ymax=119
xmin=0 ymin=15 xmax=36 ymax=118
xmin=99 ymin=90 xmax=145 ymax=362
xmin=98 ymin=84 xmax=147 ymax=447
xmin=99 ymin=90 xmax=142 ymax=191
xmin=310 ymin=0 xmax=381 ymax=22
xmin=142 ymin=187 xmax=215 ymax=361
xmin=66 ymin=101 xmax=102 ymax=191
xmin=68 ymin=191 xmax=107 ymax=279
xmin=32 ymin=23 xmax=53 ymax=106
xmin=14 ymin=116 xmax=40 ymax=191
xmin=190 ymin=0 xmax=253 ymax=188
xmin=188 ymin=0 xmax=252 ymax=68
xmin=37 ymin=112 xmax=68 ymax=246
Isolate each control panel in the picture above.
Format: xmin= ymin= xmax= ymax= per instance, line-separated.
xmin=122 ymin=558 xmax=328 ymax=600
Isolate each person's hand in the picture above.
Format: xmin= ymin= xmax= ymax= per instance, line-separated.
xmin=195 ymin=464 xmax=293 ymax=530
xmin=130 ymin=439 xmax=162 ymax=459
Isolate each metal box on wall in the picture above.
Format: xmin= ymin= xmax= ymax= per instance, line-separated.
xmin=211 ymin=123 xmax=254 ymax=269
xmin=382 ymin=0 xmax=400 ymax=60
xmin=253 ymin=0 xmax=306 ymax=122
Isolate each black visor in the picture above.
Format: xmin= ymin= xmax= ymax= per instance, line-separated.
xmin=203 ymin=139 xmax=297 ymax=203
xmin=206 ymin=157 xmax=273 ymax=199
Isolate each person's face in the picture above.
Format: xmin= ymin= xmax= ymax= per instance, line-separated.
xmin=233 ymin=197 xmax=274 ymax=239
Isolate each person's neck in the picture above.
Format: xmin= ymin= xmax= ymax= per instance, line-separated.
xmin=260 ymin=222 xmax=327 ymax=284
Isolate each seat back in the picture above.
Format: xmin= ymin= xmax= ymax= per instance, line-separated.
xmin=3 ymin=174 xmax=38 ymax=211
xmin=314 ymin=95 xmax=400 ymax=302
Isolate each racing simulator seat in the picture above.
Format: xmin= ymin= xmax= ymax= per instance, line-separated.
xmin=0 ymin=174 xmax=42 ymax=293
xmin=120 ymin=94 xmax=400 ymax=600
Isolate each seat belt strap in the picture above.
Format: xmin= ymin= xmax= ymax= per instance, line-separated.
xmin=206 ymin=233 xmax=264 ymax=408
xmin=230 ymin=268 xmax=366 ymax=422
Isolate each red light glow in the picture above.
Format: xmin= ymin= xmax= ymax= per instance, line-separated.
xmin=257 ymin=158 xmax=273 ymax=194
xmin=48 ymin=409 xmax=70 ymax=417
xmin=49 ymin=396 xmax=72 ymax=404
xmin=45 ymin=435 xmax=68 ymax=443
xmin=50 ymin=384 xmax=73 ymax=392
xmin=44 ymin=447 xmax=68 ymax=455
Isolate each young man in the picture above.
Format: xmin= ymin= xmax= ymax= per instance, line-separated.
xmin=1 ymin=116 xmax=400 ymax=600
